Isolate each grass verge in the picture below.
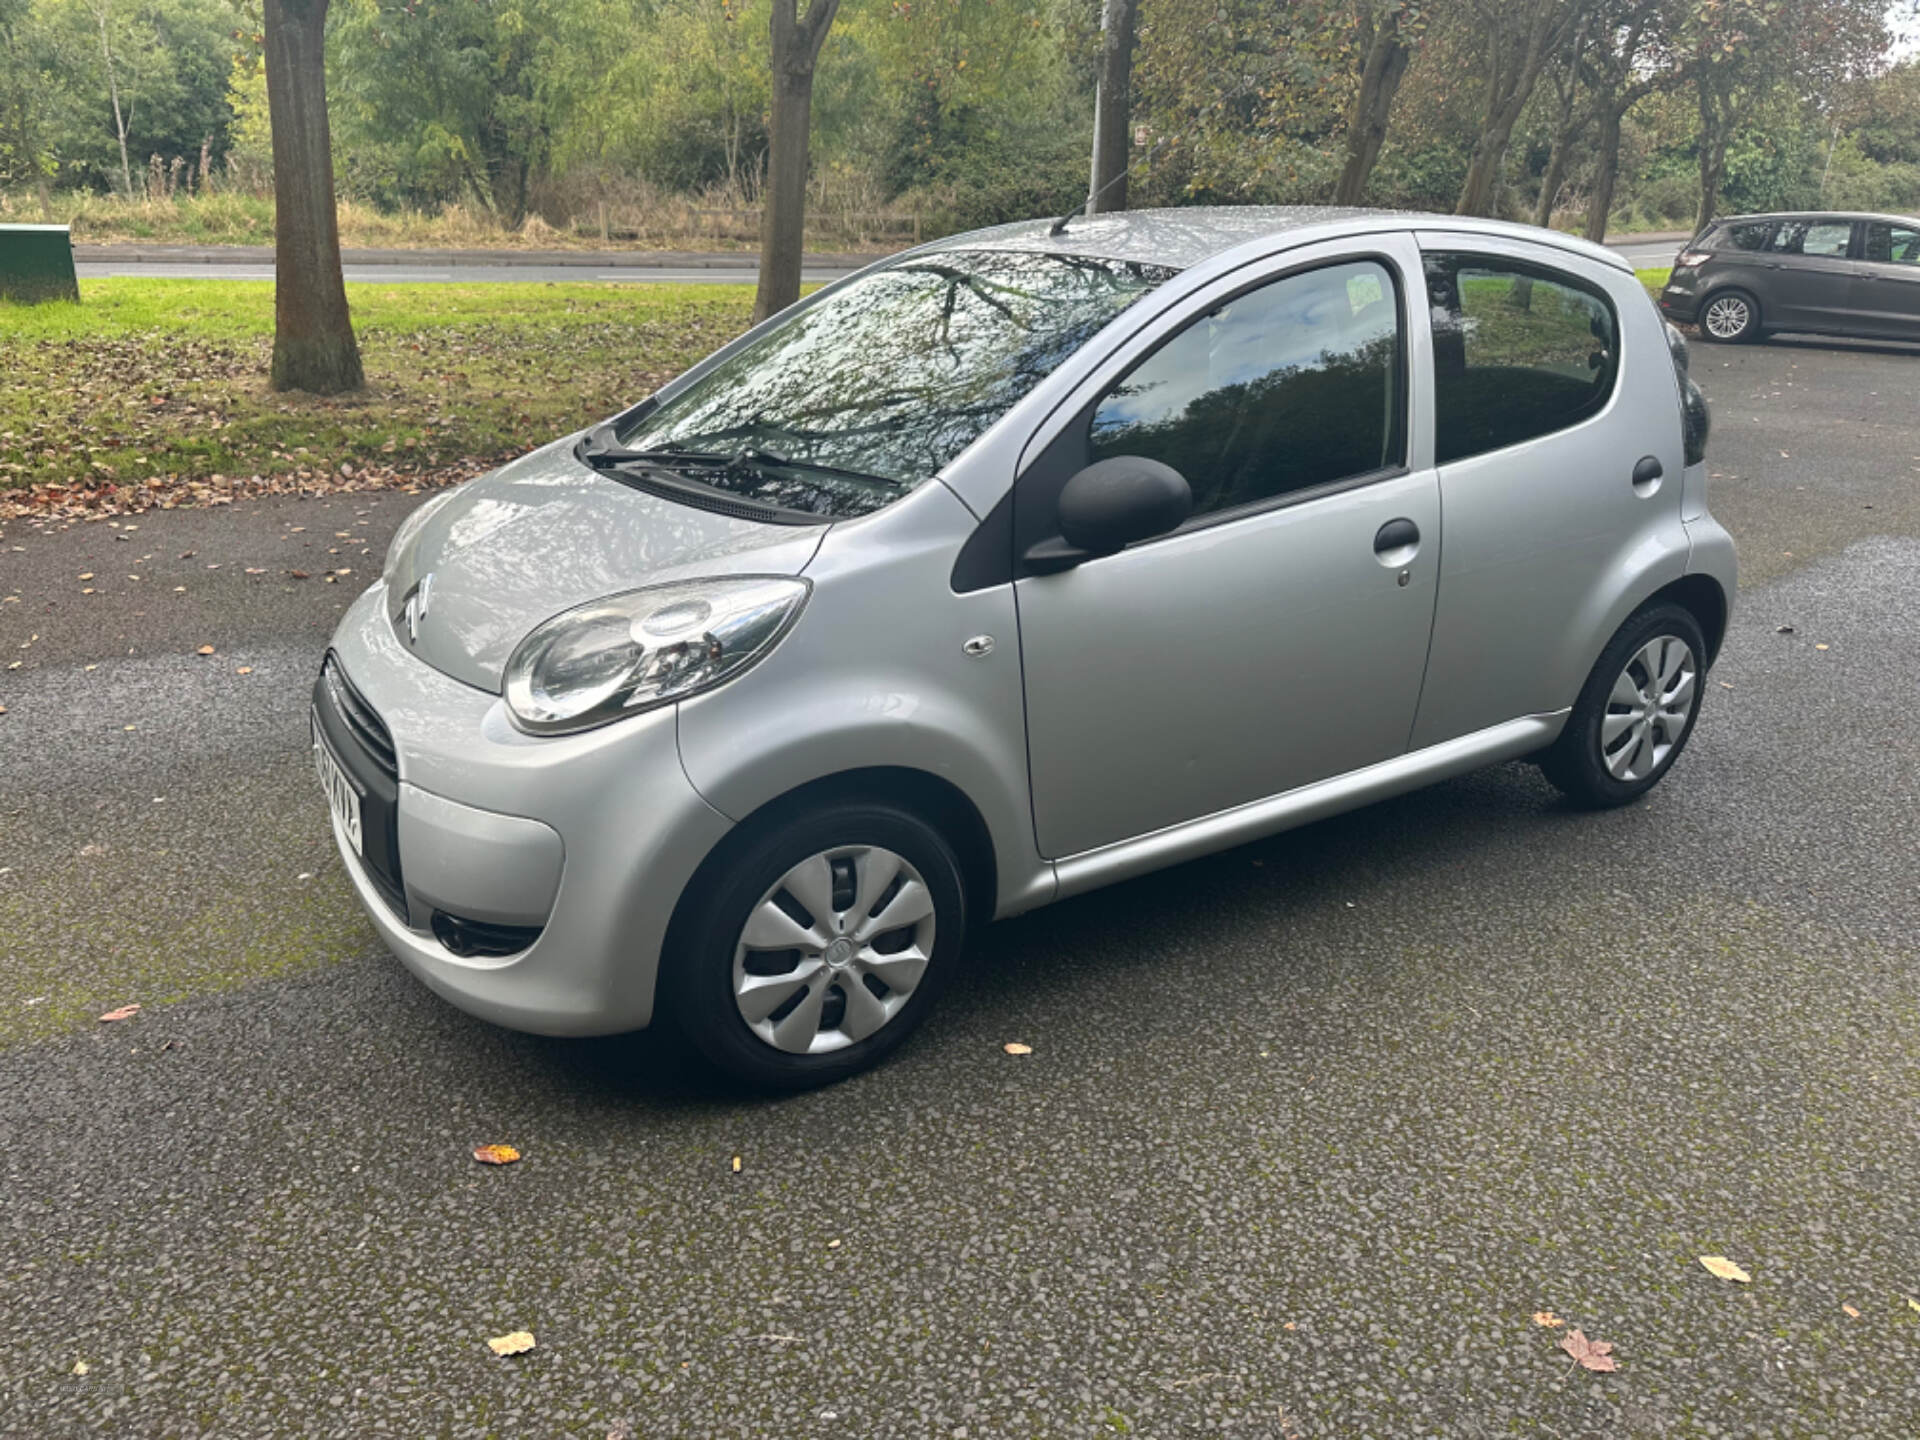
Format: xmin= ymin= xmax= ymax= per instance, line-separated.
xmin=1 ymin=277 xmax=757 ymax=513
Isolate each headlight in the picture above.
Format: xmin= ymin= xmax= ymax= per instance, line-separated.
xmin=382 ymin=489 xmax=457 ymax=581
xmin=503 ymin=577 xmax=810 ymax=734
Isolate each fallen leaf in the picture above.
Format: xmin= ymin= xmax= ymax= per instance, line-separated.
xmin=1003 ymin=1042 xmax=1033 ymax=1056
xmin=71 ymin=1360 xmax=89 ymax=1376
xmin=1532 ymin=1311 xmax=1565 ymax=1328
xmin=731 ymin=1155 xmax=742 ymax=1173
xmin=1699 ymin=1256 xmax=1752 ymax=1283
xmin=98 ymin=1004 xmax=141 ymax=1022
xmin=1558 ymin=1329 xmax=1616 ymax=1373
xmin=77 ymin=572 xmax=93 ymax=580
xmin=472 ymin=1144 xmax=521 ymax=1166
xmin=826 ymin=1238 xmax=842 ymax=1249
xmin=1909 ymin=1296 xmax=1920 ymax=1315
xmin=486 ymin=1330 xmax=536 ymax=1356
xmin=235 ymin=666 xmax=252 ymax=675
xmin=289 ymin=570 xmax=311 ymax=579
xmin=1843 ymin=1304 xmax=1860 ymax=1318
xmin=1776 ymin=625 xmax=1795 ymax=634
xmin=1815 ymin=643 xmax=1829 ymax=651
xmin=196 ymin=645 xmax=214 ymax=656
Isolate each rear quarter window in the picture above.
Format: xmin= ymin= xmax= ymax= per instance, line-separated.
xmin=1424 ymin=254 xmax=1619 ymax=465
xmin=1716 ymin=221 xmax=1775 ymax=251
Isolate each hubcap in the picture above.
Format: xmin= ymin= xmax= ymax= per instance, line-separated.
xmin=731 ymin=845 xmax=937 ymax=1055
xmin=1600 ymin=635 xmax=1697 ymax=783
xmin=1704 ymin=296 xmax=1749 ymax=339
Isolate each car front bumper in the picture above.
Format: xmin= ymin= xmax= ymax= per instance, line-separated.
xmin=320 ymin=581 xmax=734 ymax=1036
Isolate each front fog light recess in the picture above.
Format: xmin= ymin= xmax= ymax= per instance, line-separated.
xmin=504 ymin=577 xmax=809 ymax=733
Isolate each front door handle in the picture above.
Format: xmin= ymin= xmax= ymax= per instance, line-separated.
xmin=1373 ymin=517 xmax=1420 ymax=568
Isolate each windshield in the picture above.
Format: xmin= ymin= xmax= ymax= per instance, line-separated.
xmin=612 ymin=250 xmax=1178 ymax=518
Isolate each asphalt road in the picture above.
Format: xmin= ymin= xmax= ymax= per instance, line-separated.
xmin=73 ymin=235 xmax=1687 ymax=286
xmin=3 ymin=334 xmax=1919 ymax=1437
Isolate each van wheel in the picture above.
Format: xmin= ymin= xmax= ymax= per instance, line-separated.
xmin=1699 ymin=289 xmax=1759 ymax=343
xmin=666 ymin=801 xmax=968 ymax=1091
xmin=1542 ymin=602 xmax=1708 ymax=809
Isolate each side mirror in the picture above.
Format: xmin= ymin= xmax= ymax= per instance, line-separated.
xmin=1026 ymin=457 xmax=1192 ymax=574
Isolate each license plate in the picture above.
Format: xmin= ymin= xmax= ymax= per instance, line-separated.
xmin=312 ymin=713 xmax=364 ymax=856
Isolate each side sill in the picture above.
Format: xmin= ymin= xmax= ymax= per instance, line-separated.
xmin=1050 ymin=711 xmax=1570 ymax=902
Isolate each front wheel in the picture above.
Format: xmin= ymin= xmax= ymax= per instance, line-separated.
xmin=1541 ymin=602 xmax=1708 ymax=809
xmin=666 ymin=801 xmax=969 ymax=1091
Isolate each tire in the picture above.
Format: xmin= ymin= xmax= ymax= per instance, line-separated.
xmin=1697 ymin=288 xmax=1760 ymax=343
xmin=1541 ymin=602 xmax=1709 ymax=810
xmin=665 ymin=800 xmax=969 ymax=1091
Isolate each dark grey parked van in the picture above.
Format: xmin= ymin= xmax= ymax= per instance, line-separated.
xmin=1658 ymin=212 xmax=1920 ymax=343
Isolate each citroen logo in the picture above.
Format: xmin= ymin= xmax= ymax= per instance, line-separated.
xmin=402 ymin=573 xmax=434 ymax=643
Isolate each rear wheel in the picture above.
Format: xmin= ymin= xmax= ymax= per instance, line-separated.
xmin=667 ymin=801 xmax=968 ymax=1090
xmin=1699 ymin=289 xmax=1759 ymax=343
xmin=1542 ymin=602 xmax=1708 ymax=809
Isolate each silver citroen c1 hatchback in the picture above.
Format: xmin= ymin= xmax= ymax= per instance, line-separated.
xmin=314 ymin=206 xmax=1735 ymax=1089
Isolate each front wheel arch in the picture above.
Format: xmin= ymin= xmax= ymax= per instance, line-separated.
xmin=661 ymin=766 xmax=997 ymax=994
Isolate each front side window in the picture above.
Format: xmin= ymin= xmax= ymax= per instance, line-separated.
xmin=615 ymin=251 xmax=1176 ymax=518
xmin=1769 ymin=220 xmax=1855 ymax=258
xmin=1085 ymin=259 xmax=1404 ymax=519
xmin=1426 ymin=254 xmax=1618 ymax=465
xmin=1865 ymin=222 xmax=1920 ymax=266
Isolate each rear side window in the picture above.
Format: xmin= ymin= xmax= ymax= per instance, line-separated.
xmin=1716 ymin=221 xmax=1775 ymax=251
xmin=1768 ymin=220 xmax=1854 ymax=258
xmin=1425 ymin=254 xmax=1619 ymax=465
xmin=1865 ymin=222 xmax=1920 ymax=266
xmin=1087 ymin=259 xmax=1405 ymax=519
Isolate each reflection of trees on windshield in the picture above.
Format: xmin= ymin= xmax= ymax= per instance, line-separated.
xmin=618 ymin=251 xmax=1176 ymax=517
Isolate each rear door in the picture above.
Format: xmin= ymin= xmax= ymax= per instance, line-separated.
xmin=1763 ymin=218 xmax=1861 ymax=331
xmin=1852 ymin=220 xmax=1920 ymax=338
xmin=1409 ymin=239 xmax=1687 ymax=749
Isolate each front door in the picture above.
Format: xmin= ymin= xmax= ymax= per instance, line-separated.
xmin=1014 ymin=242 xmax=1441 ymax=860
xmin=1853 ymin=219 xmax=1920 ymax=338
xmin=1764 ymin=218 xmax=1860 ymax=331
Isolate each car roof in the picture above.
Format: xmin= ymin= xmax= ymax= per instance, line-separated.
xmin=925 ymin=205 xmax=1634 ymax=275
xmin=1711 ymin=211 xmax=1920 ymax=228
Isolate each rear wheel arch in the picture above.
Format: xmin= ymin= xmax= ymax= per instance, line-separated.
xmin=1650 ymin=574 xmax=1729 ymax=666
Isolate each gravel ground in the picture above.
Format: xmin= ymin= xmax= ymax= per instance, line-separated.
xmin=1 ymin=336 xmax=1918 ymax=1438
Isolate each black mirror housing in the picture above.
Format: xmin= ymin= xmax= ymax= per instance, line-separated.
xmin=1056 ymin=456 xmax=1192 ymax=557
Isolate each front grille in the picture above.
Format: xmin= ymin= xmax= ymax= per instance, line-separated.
xmin=321 ymin=654 xmax=397 ymax=780
xmin=313 ymin=652 xmax=406 ymax=921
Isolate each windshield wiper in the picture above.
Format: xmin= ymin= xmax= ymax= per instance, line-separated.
xmin=579 ymin=425 xmax=905 ymax=490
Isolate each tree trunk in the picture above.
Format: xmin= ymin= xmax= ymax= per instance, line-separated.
xmin=1532 ymin=131 xmax=1572 ymax=228
xmin=1455 ymin=0 xmax=1569 ymax=218
xmin=1335 ymin=11 xmax=1413 ymax=207
xmin=1088 ymin=0 xmax=1140 ymax=213
xmin=1694 ymin=145 xmax=1724 ymax=236
xmin=1457 ymin=122 xmax=1518 ymax=217
xmin=753 ymin=0 xmax=841 ymax=324
xmin=1582 ymin=105 xmax=1622 ymax=242
xmin=264 ymin=0 xmax=363 ymax=394
xmin=93 ymin=3 xmax=134 ymax=198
